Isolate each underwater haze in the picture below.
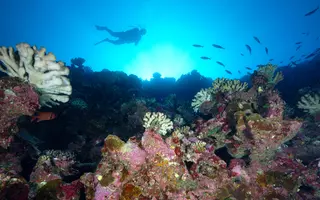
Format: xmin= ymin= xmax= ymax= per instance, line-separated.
xmin=1 ymin=0 xmax=319 ymax=80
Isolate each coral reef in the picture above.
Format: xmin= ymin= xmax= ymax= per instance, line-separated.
xmin=0 ymin=43 xmax=72 ymax=107
xmin=74 ymin=65 xmax=309 ymax=199
xmin=1 ymin=57 xmax=319 ymax=199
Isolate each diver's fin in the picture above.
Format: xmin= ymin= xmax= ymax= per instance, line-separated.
xmin=94 ymin=38 xmax=109 ymax=46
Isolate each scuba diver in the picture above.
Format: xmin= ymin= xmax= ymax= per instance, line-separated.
xmin=94 ymin=25 xmax=147 ymax=46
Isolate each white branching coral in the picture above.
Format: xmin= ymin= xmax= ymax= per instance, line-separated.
xmin=191 ymin=88 xmax=212 ymax=112
xmin=0 ymin=43 xmax=72 ymax=107
xmin=297 ymin=93 xmax=320 ymax=115
xmin=143 ymin=112 xmax=173 ymax=135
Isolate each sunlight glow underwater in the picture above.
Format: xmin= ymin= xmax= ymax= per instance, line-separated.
xmin=125 ymin=43 xmax=195 ymax=80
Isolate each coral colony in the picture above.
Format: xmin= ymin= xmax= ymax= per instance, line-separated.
xmin=0 ymin=43 xmax=320 ymax=199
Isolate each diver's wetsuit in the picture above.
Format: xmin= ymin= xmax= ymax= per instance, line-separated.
xmin=95 ymin=26 xmax=143 ymax=46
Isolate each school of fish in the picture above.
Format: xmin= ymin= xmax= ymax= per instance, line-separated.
xmin=192 ymin=5 xmax=319 ymax=75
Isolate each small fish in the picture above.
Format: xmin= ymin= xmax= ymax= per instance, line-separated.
xmin=200 ymin=56 xmax=211 ymax=60
xmin=245 ymin=45 xmax=252 ymax=55
xmin=295 ymin=42 xmax=302 ymax=44
xmin=253 ymin=36 xmax=261 ymax=44
xmin=240 ymin=53 xmax=244 ymax=56
xmin=192 ymin=44 xmax=204 ymax=48
xmin=289 ymin=61 xmax=297 ymax=67
xmin=302 ymin=32 xmax=310 ymax=36
xmin=304 ymin=5 xmax=319 ymax=16
xmin=305 ymin=53 xmax=316 ymax=59
xmin=31 ymin=112 xmax=56 ymax=123
xmin=212 ymin=44 xmax=225 ymax=49
xmin=216 ymin=61 xmax=225 ymax=67
xmin=316 ymin=36 xmax=319 ymax=40
xmin=280 ymin=61 xmax=283 ymax=63
xmin=296 ymin=45 xmax=301 ymax=51
xmin=301 ymin=54 xmax=306 ymax=57
xmin=269 ymin=58 xmax=274 ymax=61
xmin=238 ymin=70 xmax=241 ymax=74
xmin=290 ymin=56 xmax=295 ymax=60
xmin=245 ymin=67 xmax=252 ymax=70
xmin=265 ymin=47 xmax=269 ymax=55
xmin=225 ymin=70 xmax=232 ymax=74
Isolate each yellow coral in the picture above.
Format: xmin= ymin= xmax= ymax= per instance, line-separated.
xmin=172 ymin=126 xmax=191 ymax=139
xmin=257 ymin=63 xmax=283 ymax=86
xmin=212 ymin=78 xmax=248 ymax=93
xmin=102 ymin=135 xmax=125 ymax=153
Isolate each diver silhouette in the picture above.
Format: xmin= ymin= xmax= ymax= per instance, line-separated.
xmin=94 ymin=25 xmax=147 ymax=46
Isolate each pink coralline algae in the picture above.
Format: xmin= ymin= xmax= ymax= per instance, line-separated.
xmin=0 ymin=77 xmax=40 ymax=149
xmin=79 ymin=128 xmax=310 ymax=199
xmin=29 ymin=151 xmax=82 ymax=200
xmin=80 ymin=130 xmax=254 ymax=199
xmin=81 ymin=131 xmax=197 ymax=199
xmin=260 ymin=90 xmax=285 ymax=119
xmin=228 ymin=110 xmax=303 ymax=162
xmin=0 ymin=152 xmax=29 ymax=200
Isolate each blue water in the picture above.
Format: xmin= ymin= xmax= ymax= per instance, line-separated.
xmin=1 ymin=0 xmax=319 ymax=80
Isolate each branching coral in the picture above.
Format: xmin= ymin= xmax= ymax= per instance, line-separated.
xmin=256 ymin=64 xmax=283 ymax=86
xmin=0 ymin=43 xmax=72 ymax=107
xmin=191 ymin=88 xmax=212 ymax=112
xmin=212 ymin=78 xmax=248 ymax=94
xmin=143 ymin=112 xmax=173 ymax=135
xmin=172 ymin=126 xmax=191 ymax=139
xmin=297 ymin=93 xmax=320 ymax=115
